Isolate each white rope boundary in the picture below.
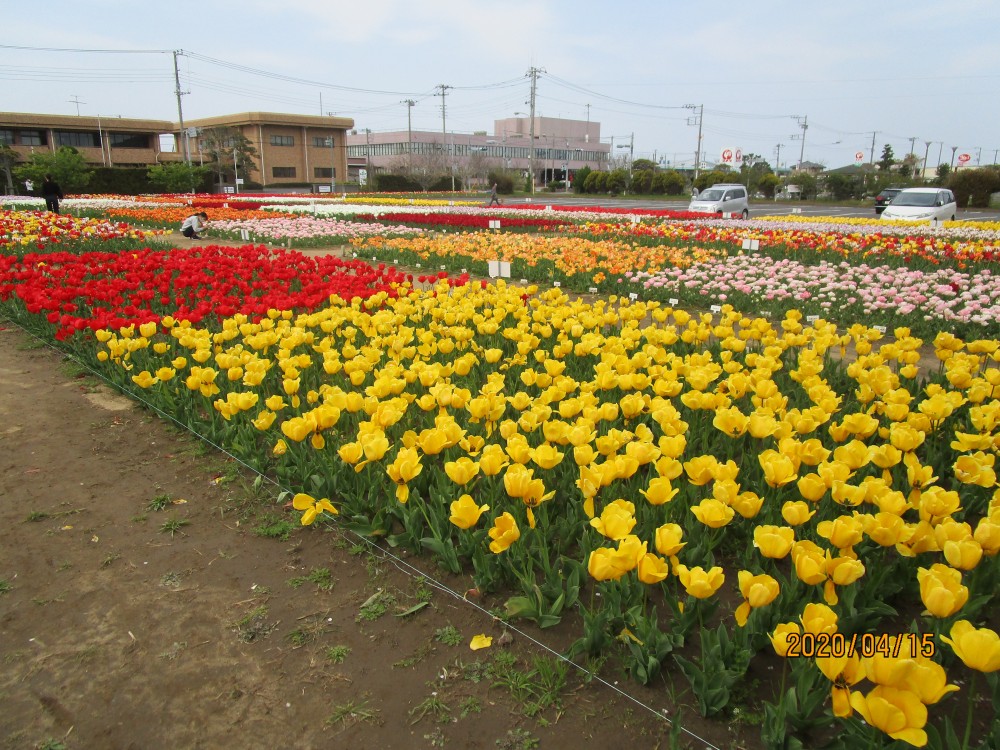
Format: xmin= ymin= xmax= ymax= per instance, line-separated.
xmin=1 ymin=312 xmax=725 ymax=750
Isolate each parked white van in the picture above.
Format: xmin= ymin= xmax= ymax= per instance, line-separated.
xmin=688 ymin=184 xmax=750 ymax=218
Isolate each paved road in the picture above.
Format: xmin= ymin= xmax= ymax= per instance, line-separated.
xmin=510 ymin=194 xmax=1000 ymax=222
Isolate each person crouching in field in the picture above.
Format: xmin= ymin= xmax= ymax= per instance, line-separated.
xmin=180 ymin=212 xmax=208 ymax=239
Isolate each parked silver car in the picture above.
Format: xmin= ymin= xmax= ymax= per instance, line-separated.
xmin=880 ymin=188 xmax=957 ymax=222
xmin=688 ymin=184 xmax=750 ymax=219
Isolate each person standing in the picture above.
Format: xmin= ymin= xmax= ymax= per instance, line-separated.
xmin=24 ymin=178 xmax=33 ymax=195
xmin=41 ymin=174 xmax=63 ymax=213
xmin=180 ymin=211 xmax=208 ymax=239
xmin=487 ymin=182 xmax=501 ymax=207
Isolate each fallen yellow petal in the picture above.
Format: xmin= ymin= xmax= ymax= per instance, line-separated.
xmin=470 ymin=634 xmax=493 ymax=651
xmin=61 ymin=525 xmax=73 ymax=530
xmin=172 ymin=498 xmax=188 ymax=505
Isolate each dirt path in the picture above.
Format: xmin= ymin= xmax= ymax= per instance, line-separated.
xmin=0 ymin=324 xmax=759 ymax=750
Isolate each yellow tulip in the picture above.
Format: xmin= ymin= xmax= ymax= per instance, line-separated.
xmin=386 ymin=446 xmax=422 ymax=503
xmin=729 ymin=491 xmax=763 ymax=519
xmin=131 ymin=370 xmax=158 ymax=388
xmin=941 ymin=620 xmax=1000 ymax=672
xmin=478 ymin=444 xmax=509 ymax=476
xmin=917 ymin=564 xmax=969 ymax=618
xmin=770 ymin=622 xmax=801 ymax=657
xmin=636 ymin=552 xmax=670 ymax=584
xmin=640 ymin=476 xmax=678 ymax=506
xmin=848 ymin=686 xmax=927 ymax=748
xmin=654 ymin=523 xmax=686 ymax=557
xmin=781 ymin=501 xmax=816 ymax=526
xmin=817 ymin=515 xmax=864 ymax=550
xmin=816 ymin=653 xmax=865 ymax=717
xmin=449 ymin=494 xmax=490 ymax=529
xmin=444 ymin=457 xmax=480 ymax=486
xmin=292 ymin=492 xmax=338 ymax=526
xmin=791 ymin=541 xmax=829 ymax=585
xmin=734 ymin=571 xmax=780 ymax=626
xmin=588 ymin=546 xmax=630 ymax=581
xmin=675 ymin=564 xmax=725 ymax=599
xmin=589 ymin=499 xmax=636 ymax=541
xmin=759 ymin=449 xmax=799 ymax=488
xmin=487 ymin=512 xmax=520 ymax=554
xmin=690 ymin=497 xmax=735 ymax=528
xmin=530 ymin=443 xmax=565 ymax=470
xmin=754 ymin=525 xmax=795 ymax=559
xmin=800 ymin=602 xmax=838 ymax=637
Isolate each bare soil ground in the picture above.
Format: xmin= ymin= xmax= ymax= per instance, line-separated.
xmin=0 ymin=322 xmax=760 ymax=750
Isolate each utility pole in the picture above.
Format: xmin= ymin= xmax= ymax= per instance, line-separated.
xmin=437 ymin=84 xmax=453 ymax=191
xmin=869 ymin=132 xmax=878 ymax=165
xmin=629 ymin=132 xmax=634 ymax=178
xmin=173 ymin=50 xmax=190 ymax=165
xmin=685 ymin=104 xmax=704 ymax=181
xmin=68 ymin=95 xmax=85 ymax=116
xmin=975 ymin=147 xmax=982 ymax=166
xmin=774 ymin=143 xmax=783 ymax=171
xmin=527 ymin=66 xmax=543 ymax=194
xmin=585 ymin=103 xmax=591 ymax=144
xmin=793 ymin=115 xmax=808 ymax=171
xmin=950 ymin=146 xmax=958 ymax=169
xmin=908 ymin=136 xmax=918 ymax=176
xmin=923 ymin=141 xmax=932 ymax=181
xmin=402 ymin=99 xmax=415 ymax=167
xmin=937 ymin=142 xmax=944 ymax=171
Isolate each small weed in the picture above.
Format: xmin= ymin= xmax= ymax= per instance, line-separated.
xmin=131 ymin=514 xmax=148 ymax=523
xmin=356 ymin=589 xmax=395 ymax=622
xmin=348 ymin=542 xmax=366 ymax=556
xmin=434 ymin=625 xmax=463 ymax=647
xmin=232 ymin=605 xmax=276 ymax=643
xmin=460 ymin=659 xmax=490 ymax=684
xmin=159 ymin=518 xmax=191 ymax=537
xmin=287 ymin=628 xmax=312 ymax=647
xmin=424 ymin=728 xmax=447 ymax=748
xmin=394 ymin=642 xmax=433 ymax=669
xmin=287 ymin=567 xmax=334 ymax=592
xmin=325 ymin=645 xmax=351 ymax=664
xmin=26 ymin=511 xmax=50 ymax=522
xmin=0 ymin=578 xmax=12 ymax=595
xmin=459 ymin=696 xmax=482 ymax=718
xmin=17 ymin=337 xmax=45 ymax=351
xmin=61 ymin=359 xmax=89 ymax=379
xmin=326 ymin=697 xmax=380 ymax=728
xmin=495 ymin=729 xmax=539 ymax=750
xmin=254 ymin=515 xmax=296 ymax=541
xmin=56 ymin=561 xmax=72 ymax=572
xmin=100 ymin=551 xmax=121 ymax=568
xmin=35 ymin=740 xmax=68 ymax=750
xmin=160 ymin=571 xmax=182 ymax=588
xmin=490 ymin=653 xmax=568 ymax=718
xmin=158 ymin=641 xmax=186 ymax=660
xmin=32 ymin=596 xmax=64 ymax=606
xmin=408 ymin=683 xmax=451 ymax=724
xmin=147 ymin=493 xmax=172 ymax=512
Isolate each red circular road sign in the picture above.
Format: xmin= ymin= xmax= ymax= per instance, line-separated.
xmin=958 ymin=153 xmax=971 ymax=164
xmin=721 ymin=148 xmax=733 ymax=163
xmin=855 ymin=151 xmax=864 ymax=162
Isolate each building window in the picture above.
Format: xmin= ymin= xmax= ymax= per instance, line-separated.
xmin=19 ymin=130 xmax=45 ymax=146
xmin=54 ymin=131 xmax=100 ymax=148
xmin=272 ymin=166 xmax=296 ymax=178
xmin=270 ymin=135 xmax=294 ymax=147
xmin=313 ymin=136 xmax=334 ymax=147
xmin=314 ymin=167 xmax=334 ymax=178
xmin=109 ymin=132 xmax=149 ymax=148
xmin=0 ymin=130 xmax=12 ymax=145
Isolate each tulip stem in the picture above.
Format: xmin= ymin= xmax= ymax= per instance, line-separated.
xmin=962 ymin=670 xmax=976 ymax=750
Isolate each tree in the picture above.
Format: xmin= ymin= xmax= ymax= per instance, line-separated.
xmin=630 ymin=169 xmax=653 ymax=194
xmin=198 ymin=127 xmax=260 ymax=187
xmin=935 ymin=163 xmax=951 ymax=185
xmin=0 ymin=144 xmax=20 ymax=195
xmin=605 ymin=169 xmax=629 ymax=195
xmin=878 ymin=144 xmax=895 ymax=172
xmin=823 ymin=172 xmax=863 ymax=201
xmin=740 ymin=154 xmax=773 ymax=195
xmin=573 ymin=166 xmax=592 ymax=194
xmin=948 ymin=167 xmax=1000 ymax=208
xmin=651 ymin=170 xmax=686 ymax=195
xmin=399 ymin=147 xmax=452 ymax=192
xmin=14 ymin=146 xmax=93 ymax=193
xmin=786 ymin=172 xmax=818 ymax=199
xmin=631 ymin=158 xmax=657 ymax=173
xmin=147 ymin=162 xmax=212 ymax=194
xmin=694 ymin=169 xmax=733 ymax=192
xmin=756 ymin=173 xmax=781 ymax=199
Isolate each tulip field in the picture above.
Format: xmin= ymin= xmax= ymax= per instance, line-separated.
xmin=1 ymin=195 xmax=999 ymax=748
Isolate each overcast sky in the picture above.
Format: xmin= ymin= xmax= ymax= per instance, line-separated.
xmin=3 ymin=0 xmax=998 ymax=171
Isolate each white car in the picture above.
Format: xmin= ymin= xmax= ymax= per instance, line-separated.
xmin=880 ymin=187 xmax=957 ymax=222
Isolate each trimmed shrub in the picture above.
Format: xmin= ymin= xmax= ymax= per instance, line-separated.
xmin=948 ymin=167 xmax=1000 ymax=208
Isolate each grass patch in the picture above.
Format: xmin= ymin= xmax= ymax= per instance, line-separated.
xmin=326 ymin=696 xmax=380 ymax=728
xmin=0 ymin=578 xmax=12 ymax=595
xmin=254 ymin=514 xmax=296 ymax=541
xmin=325 ymin=645 xmax=351 ymax=664
xmin=356 ymin=589 xmax=395 ymax=622
xmin=393 ymin=642 xmax=434 ymax=669
xmin=147 ymin=493 xmax=172 ymax=512
xmin=408 ymin=682 xmax=451 ymax=724
xmin=287 ymin=567 xmax=335 ymax=591
xmin=159 ymin=517 xmax=191 ymax=537
xmin=434 ymin=625 xmax=463 ymax=647
xmin=489 ymin=652 xmax=569 ymax=718
xmin=232 ymin=605 xmax=276 ymax=643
